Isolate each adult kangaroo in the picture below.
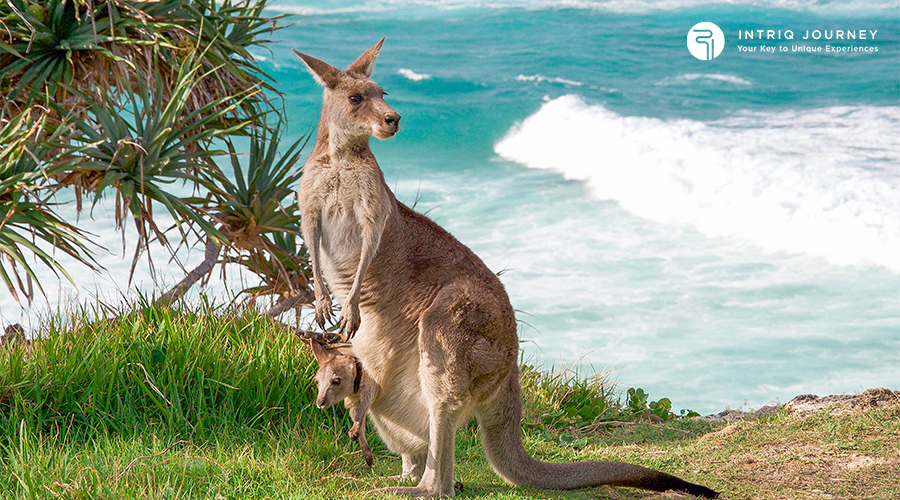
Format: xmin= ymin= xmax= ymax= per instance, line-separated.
xmin=293 ymin=39 xmax=719 ymax=499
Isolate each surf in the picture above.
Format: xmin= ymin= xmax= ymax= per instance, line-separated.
xmin=495 ymin=95 xmax=900 ymax=272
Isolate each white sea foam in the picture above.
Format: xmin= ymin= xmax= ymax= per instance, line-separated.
xmin=398 ymin=68 xmax=432 ymax=81
xmin=495 ymin=95 xmax=900 ymax=271
xmin=659 ymin=73 xmax=753 ymax=86
xmin=516 ymin=74 xmax=584 ymax=86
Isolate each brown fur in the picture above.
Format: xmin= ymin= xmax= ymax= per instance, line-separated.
xmin=293 ymin=39 xmax=719 ymax=499
xmin=306 ymin=339 xmax=377 ymax=467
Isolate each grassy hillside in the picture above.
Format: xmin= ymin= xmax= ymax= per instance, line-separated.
xmin=1 ymin=303 xmax=896 ymax=499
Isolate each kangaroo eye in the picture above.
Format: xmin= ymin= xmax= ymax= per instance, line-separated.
xmin=331 ymin=377 xmax=341 ymax=385
xmin=348 ymin=95 xmax=362 ymax=104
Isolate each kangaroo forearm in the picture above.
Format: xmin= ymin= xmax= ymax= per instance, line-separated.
xmin=301 ymin=218 xmax=325 ymax=289
xmin=348 ymin=228 xmax=380 ymax=300
xmin=356 ymin=381 xmax=377 ymax=421
xmin=303 ymin=218 xmax=332 ymax=324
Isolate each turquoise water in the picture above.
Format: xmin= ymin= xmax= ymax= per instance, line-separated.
xmin=2 ymin=1 xmax=898 ymax=413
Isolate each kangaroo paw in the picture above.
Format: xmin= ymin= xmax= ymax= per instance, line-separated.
xmin=338 ymin=304 xmax=361 ymax=339
xmin=314 ymin=291 xmax=334 ymax=329
xmin=314 ymin=306 xmax=334 ymax=330
xmin=367 ymin=486 xmax=446 ymax=498
xmin=385 ymin=474 xmax=418 ymax=484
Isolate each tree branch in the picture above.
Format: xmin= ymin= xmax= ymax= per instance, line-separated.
xmin=156 ymin=238 xmax=221 ymax=307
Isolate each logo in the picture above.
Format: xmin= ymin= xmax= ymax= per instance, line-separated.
xmin=688 ymin=22 xmax=725 ymax=60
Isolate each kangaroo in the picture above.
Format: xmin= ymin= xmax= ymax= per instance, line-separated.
xmin=293 ymin=39 xmax=719 ymax=499
xmin=306 ymin=338 xmax=378 ymax=467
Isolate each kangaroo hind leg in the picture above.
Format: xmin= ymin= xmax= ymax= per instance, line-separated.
xmin=370 ymin=285 xmax=506 ymax=498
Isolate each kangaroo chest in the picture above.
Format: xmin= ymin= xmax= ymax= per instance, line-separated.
xmin=300 ymin=158 xmax=392 ymax=295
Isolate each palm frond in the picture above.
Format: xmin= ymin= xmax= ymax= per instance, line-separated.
xmin=0 ymin=0 xmax=284 ymax=127
xmin=0 ymin=112 xmax=100 ymax=304
xmin=42 ymin=53 xmax=272 ymax=281
xmin=208 ymin=129 xmax=313 ymax=310
xmin=1 ymin=0 xmax=305 ymax=310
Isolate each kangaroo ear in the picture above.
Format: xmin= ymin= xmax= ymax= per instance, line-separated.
xmin=306 ymin=338 xmax=330 ymax=364
xmin=345 ymin=37 xmax=385 ymax=79
xmin=293 ymin=49 xmax=343 ymax=89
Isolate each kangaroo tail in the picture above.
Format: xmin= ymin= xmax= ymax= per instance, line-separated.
xmin=475 ymin=368 xmax=719 ymax=498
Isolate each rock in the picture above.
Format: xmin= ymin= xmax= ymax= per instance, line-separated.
xmin=1 ymin=324 xmax=25 ymax=345
xmin=784 ymin=388 xmax=900 ymax=415
xmin=701 ymin=388 xmax=900 ymax=422
xmin=700 ymin=404 xmax=781 ymax=423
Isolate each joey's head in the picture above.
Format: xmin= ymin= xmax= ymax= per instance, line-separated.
xmin=306 ymin=339 xmax=359 ymax=410
xmin=294 ymin=38 xmax=401 ymax=144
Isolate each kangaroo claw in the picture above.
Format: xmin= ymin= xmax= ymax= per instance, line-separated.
xmin=338 ymin=303 xmax=361 ymax=339
xmin=339 ymin=317 xmax=360 ymax=339
xmin=314 ymin=294 xmax=335 ymax=330
xmin=315 ymin=309 xmax=334 ymax=330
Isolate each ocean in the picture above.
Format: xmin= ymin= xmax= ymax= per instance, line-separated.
xmin=2 ymin=0 xmax=898 ymax=414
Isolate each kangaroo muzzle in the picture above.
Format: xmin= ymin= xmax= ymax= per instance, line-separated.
xmin=376 ymin=110 xmax=401 ymax=139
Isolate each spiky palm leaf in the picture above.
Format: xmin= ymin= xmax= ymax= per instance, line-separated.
xmin=0 ymin=0 xmax=283 ymax=126
xmin=46 ymin=55 xmax=260 ymax=279
xmin=211 ymin=128 xmax=313 ymax=312
xmin=0 ymin=111 xmax=99 ymax=304
xmin=155 ymin=128 xmax=311 ymax=310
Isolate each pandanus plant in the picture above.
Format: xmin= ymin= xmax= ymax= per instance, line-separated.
xmin=160 ymin=128 xmax=314 ymax=318
xmin=0 ymin=111 xmax=99 ymax=304
xmin=0 ymin=0 xmax=315 ymax=318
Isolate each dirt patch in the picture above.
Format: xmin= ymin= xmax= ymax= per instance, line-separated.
xmin=835 ymin=453 xmax=887 ymax=471
xmin=734 ymin=438 xmax=896 ymax=498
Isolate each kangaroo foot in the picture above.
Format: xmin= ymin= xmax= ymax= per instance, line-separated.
xmin=385 ymin=474 xmax=416 ymax=483
xmin=367 ymin=486 xmax=447 ymax=498
xmin=361 ymin=445 xmax=374 ymax=468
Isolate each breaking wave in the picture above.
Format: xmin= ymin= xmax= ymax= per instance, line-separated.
xmin=495 ymin=95 xmax=900 ymax=271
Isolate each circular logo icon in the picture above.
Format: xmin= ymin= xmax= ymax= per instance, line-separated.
xmin=687 ymin=22 xmax=725 ymax=60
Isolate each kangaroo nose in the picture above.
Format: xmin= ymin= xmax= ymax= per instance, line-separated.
xmin=385 ymin=113 xmax=400 ymax=127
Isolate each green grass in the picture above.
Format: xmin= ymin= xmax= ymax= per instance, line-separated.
xmin=0 ymin=300 xmax=355 ymax=499
xmin=0 ymin=300 xmax=327 ymax=439
xmin=2 ymin=302 xmax=895 ymax=499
